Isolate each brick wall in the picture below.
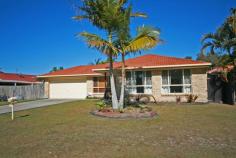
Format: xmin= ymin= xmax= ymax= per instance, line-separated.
xmin=151 ymin=68 xmax=208 ymax=103
xmin=191 ymin=68 xmax=208 ymax=102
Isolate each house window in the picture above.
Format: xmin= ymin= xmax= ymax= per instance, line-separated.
xmin=161 ymin=69 xmax=192 ymax=94
xmin=126 ymin=71 xmax=152 ymax=94
xmin=93 ymin=77 xmax=106 ymax=93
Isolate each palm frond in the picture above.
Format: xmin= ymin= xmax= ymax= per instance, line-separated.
xmin=210 ymin=45 xmax=215 ymax=54
xmin=222 ymin=38 xmax=236 ymax=53
xmin=72 ymin=15 xmax=89 ymax=20
xmin=124 ymin=26 xmax=161 ymax=52
xmin=201 ymin=33 xmax=216 ymax=43
xmin=228 ymin=38 xmax=236 ymax=46
xmin=79 ymin=31 xmax=118 ymax=55
xmin=137 ymin=26 xmax=161 ymax=37
xmin=118 ymin=0 xmax=127 ymax=5
xmin=130 ymin=12 xmax=147 ymax=18
xmin=201 ymin=42 xmax=214 ymax=53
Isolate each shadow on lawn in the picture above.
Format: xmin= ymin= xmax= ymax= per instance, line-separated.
xmin=16 ymin=114 xmax=30 ymax=118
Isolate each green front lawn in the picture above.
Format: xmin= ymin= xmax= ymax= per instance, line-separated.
xmin=0 ymin=101 xmax=8 ymax=106
xmin=0 ymin=100 xmax=236 ymax=158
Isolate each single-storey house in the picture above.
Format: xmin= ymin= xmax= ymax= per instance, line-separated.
xmin=38 ymin=54 xmax=211 ymax=102
xmin=0 ymin=72 xmax=43 ymax=101
xmin=0 ymin=71 xmax=38 ymax=86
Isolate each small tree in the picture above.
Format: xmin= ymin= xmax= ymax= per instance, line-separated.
xmin=185 ymin=56 xmax=192 ymax=59
xmin=50 ymin=66 xmax=64 ymax=72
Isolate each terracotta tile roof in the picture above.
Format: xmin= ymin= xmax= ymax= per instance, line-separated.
xmin=40 ymin=64 xmax=109 ymax=77
xmin=0 ymin=72 xmax=37 ymax=83
xmin=39 ymin=54 xmax=211 ymax=77
xmin=112 ymin=54 xmax=210 ymax=68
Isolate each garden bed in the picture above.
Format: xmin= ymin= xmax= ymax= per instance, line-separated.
xmin=91 ymin=108 xmax=158 ymax=119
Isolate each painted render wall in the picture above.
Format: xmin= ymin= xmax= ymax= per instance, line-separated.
xmin=43 ymin=76 xmax=88 ymax=99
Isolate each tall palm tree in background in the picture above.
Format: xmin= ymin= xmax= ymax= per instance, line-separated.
xmin=73 ymin=0 xmax=147 ymax=109
xmin=226 ymin=8 xmax=236 ymax=59
xmin=200 ymin=8 xmax=236 ymax=83
xmin=201 ymin=8 xmax=236 ymax=65
xmin=89 ymin=58 xmax=115 ymax=65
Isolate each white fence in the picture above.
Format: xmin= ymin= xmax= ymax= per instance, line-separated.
xmin=0 ymin=84 xmax=45 ymax=100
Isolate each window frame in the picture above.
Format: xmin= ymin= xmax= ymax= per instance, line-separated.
xmin=93 ymin=77 xmax=106 ymax=94
xmin=161 ymin=69 xmax=192 ymax=95
xmin=126 ymin=71 xmax=152 ymax=94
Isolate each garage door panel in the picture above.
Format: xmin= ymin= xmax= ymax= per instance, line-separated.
xmin=50 ymin=82 xmax=87 ymax=99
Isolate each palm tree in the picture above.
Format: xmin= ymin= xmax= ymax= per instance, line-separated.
xmin=201 ymin=33 xmax=224 ymax=55
xmin=74 ymin=0 xmax=146 ymax=109
xmin=201 ymin=8 xmax=236 ymax=85
xmin=80 ymin=26 xmax=161 ymax=108
xmin=201 ymin=8 xmax=236 ymax=56
xmin=111 ymin=2 xmax=160 ymax=108
xmin=116 ymin=26 xmax=161 ymax=108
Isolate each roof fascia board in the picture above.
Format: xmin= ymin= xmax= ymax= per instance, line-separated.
xmin=0 ymin=80 xmax=40 ymax=84
xmin=37 ymin=73 xmax=104 ymax=78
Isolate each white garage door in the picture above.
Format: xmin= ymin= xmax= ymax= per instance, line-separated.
xmin=49 ymin=82 xmax=87 ymax=99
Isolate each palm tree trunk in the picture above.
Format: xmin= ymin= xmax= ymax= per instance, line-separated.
xmin=119 ymin=52 xmax=125 ymax=109
xmin=108 ymin=32 xmax=119 ymax=109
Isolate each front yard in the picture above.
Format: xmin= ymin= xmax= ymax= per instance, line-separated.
xmin=0 ymin=100 xmax=235 ymax=158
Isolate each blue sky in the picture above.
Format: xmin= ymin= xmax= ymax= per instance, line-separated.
xmin=0 ymin=0 xmax=235 ymax=75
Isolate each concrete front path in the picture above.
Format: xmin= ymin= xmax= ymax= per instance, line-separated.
xmin=0 ymin=99 xmax=77 ymax=114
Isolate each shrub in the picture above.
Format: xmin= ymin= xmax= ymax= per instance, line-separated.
xmin=96 ymin=101 xmax=106 ymax=111
xmin=139 ymin=96 xmax=150 ymax=104
xmin=119 ymin=108 xmax=125 ymax=113
xmin=139 ymin=105 xmax=152 ymax=113
xmin=186 ymin=94 xmax=198 ymax=103
xmin=176 ymin=96 xmax=181 ymax=104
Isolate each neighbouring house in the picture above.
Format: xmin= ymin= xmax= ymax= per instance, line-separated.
xmin=0 ymin=72 xmax=43 ymax=101
xmin=207 ymin=65 xmax=235 ymax=105
xmin=0 ymin=71 xmax=39 ymax=85
xmin=38 ymin=54 xmax=211 ymax=102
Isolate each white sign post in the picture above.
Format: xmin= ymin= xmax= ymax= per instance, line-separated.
xmin=8 ymin=97 xmax=17 ymax=121
xmin=9 ymin=104 xmax=14 ymax=120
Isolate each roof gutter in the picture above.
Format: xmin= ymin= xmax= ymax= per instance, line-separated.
xmin=37 ymin=73 xmax=103 ymax=78
xmin=92 ymin=63 xmax=212 ymax=72
xmin=37 ymin=63 xmax=211 ymax=78
xmin=0 ymin=79 xmax=41 ymax=84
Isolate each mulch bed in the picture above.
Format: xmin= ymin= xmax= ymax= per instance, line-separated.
xmin=91 ymin=110 xmax=158 ymax=119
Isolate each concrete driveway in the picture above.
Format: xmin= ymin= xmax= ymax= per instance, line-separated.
xmin=0 ymin=99 xmax=77 ymax=114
